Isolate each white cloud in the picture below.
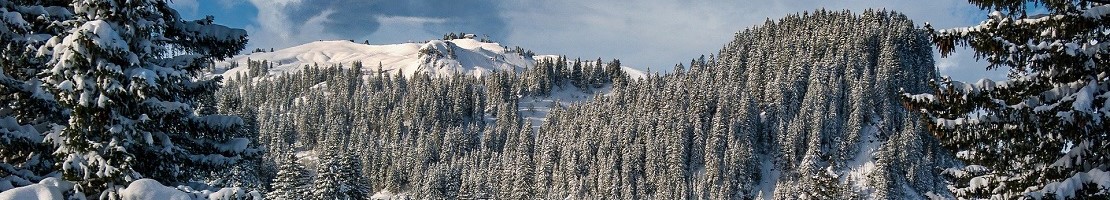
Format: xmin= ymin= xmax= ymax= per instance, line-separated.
xmin=376 ymin=16 xmax=448 ymax=25
xmin=936 ymin=47 xmax=1006 ymax=82
xmin=217 ymin=0 xmax=245 ymax=9
xmin=245 ymin=0 xmax=337 ymax=49
xmin=239 ymin=0 xmax=504 ymax=49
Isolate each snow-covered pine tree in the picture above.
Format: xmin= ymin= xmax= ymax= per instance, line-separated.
xmin=37 ymin=0 xmax=247 ymax=197
xmin=312 ymin=135 xmax=344 ymax=200
xmin=509 ymin=122 xmax=536 ymax=199
xmin=571 ymin=58 xmax=584 ymax=89
xmin=0 ymin=0 xmax=67 ymax=188
xmin=341 ymin=148 xmax=370 ymax=200
xmin=590 ymin=58 xmax=606 ymax=88
xmin=902 ymin=0 xmax=1110 ymax=198
xmin=267 ymin=147 xmax=310 ymax=200
xmin=605 ymin=59 xmax=628 ymax=87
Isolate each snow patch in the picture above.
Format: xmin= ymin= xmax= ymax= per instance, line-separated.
xmin=755 ymin=155 xmax=780 ymax=200
xmin=119 ymin=179 xmax=192 ymax=200
xmin=370 ymin=190 xmax=397 ymax=200
xmin=842 ymin=124 xmax=882 ymax=195
xmin=1027 ymin=168 xmax=1110 ymax=199
xmin=0 ymin=177 xmax=71 ymax=200
xmin=519 ymin=83 xmax=616 ymax=129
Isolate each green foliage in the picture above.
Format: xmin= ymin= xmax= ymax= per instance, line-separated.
xmin=0 ymin=0 xmax=253 ymax=197
xmin=904 ymin=0 xmax=1110 ymax=198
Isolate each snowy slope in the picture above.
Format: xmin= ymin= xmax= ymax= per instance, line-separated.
xmin=518 ymin=84 xmax=617 ymax=130
xmin=0 ymin=177 xmax=257 ymax=200
xmin=221 ymin=39 xmax=532 ymax=78
xmin=218 ymin=39 xmax=645 ymax=80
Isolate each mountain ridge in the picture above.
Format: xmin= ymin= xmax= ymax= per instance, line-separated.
xmin=218 ymin=39 xmax=646 ymax=79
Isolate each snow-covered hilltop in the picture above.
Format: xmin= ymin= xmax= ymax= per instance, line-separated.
xmin=219 ymin=38 xmax=644 ymax=79
xmin=221 ymin=39 xmax=531 ymax=78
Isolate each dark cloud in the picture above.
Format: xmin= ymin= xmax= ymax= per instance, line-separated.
xmin=276 ymin=0 xmax=507 ymax=41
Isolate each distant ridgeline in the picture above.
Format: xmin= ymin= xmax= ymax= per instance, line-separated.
xmin=212 ymin=10 xmax=955 ymax=200
xmin=536 ymin=9 xmax=953 ymax=199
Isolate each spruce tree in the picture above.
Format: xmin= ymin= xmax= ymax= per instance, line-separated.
xmin=312 ymin=135 xmax=345 ymax=200
xmin=0 ymin=0 xmax=65 ymax=188
xmin=268 ymin=148 xmax=310 ymax=200
xmin=341 ymin=149 xmax=371 ymax=200
xmin=903 ymin=0 xmax=1110 ymax=198
xmin=35 ymin=0 xmax=247 ymax=197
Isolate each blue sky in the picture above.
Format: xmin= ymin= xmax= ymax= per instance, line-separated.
xmin=170 ymin=0 xmax=1004 ymax=82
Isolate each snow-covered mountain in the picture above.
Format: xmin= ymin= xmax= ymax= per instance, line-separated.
xmin=220 ymin=39 xmax=529 ymax=78
xmin=219 ymin=38 xmax=644 ymax=79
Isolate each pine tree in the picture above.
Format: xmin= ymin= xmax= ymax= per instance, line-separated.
xmin=571 ymin=58 xmax=584 ymax=89
xmin=341 ymin=148 xmax=371 ymax=200
xmin=0 ymin=0 xmax=66 ymax=188
xmin=903 ymin=0 xmax=1110 ymax=198
xmin=37 ymin=0 xmax=248 ymax=197
xmin=312 ymin=135 xmax=345 ymax=200
xmin=312 ymin=159 xmax=344 ymax=200
xmin=268 ymin=148 xmax=310 ymax=200
xmin=591 ymin=58 xmax=606 ymax=88
xmin=510 ymin=122 xmax=537 ymax=199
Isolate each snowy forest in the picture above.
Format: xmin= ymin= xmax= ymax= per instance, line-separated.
xmin=1 ymin=0 xmax=1109 ymax=200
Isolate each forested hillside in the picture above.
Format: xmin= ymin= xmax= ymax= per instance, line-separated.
xmin=6 ymin=0 xmax=1108 ymax=199
xmin=216 ymin=55 xmax=632 ymax=199
xmin=533 ymin=10 xmax=952 ymax=199
xmin=211 ymin=10 xmax=955 ymax=199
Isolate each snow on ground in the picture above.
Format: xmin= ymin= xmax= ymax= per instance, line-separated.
xmin=621 ymin=66 xmax=647 ymax=79
xmin=295 ymin=150 xmax=320 ymax=176
xmin=370 ymin=190 xmax=403 ymax=200
xmin=119 ymin=179 xmax=192 ymax=200
xmin=518 ymin=84 xmax=617 ymax=130
xmin=755 ymin=155 xmax=780 ymax=199
xmin=842 ymin=124 xmax=881 ymax=196
xmin=0 ymin=178 xmax=259 ymax=200
xmin=0 ymin=177 xmax=70 ymax=200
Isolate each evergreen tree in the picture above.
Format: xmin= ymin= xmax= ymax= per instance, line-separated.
xmin=903 ymin=0 xmax=1110 ymax=198
xmin=571 ymin=58 xmax=584 ymax=89
xmin=312 ymin=159 xmax=344 ymax=200
xmin=510 ymin=122 xmax=537 ymax=199
xmin=268 ymin=148 xmax=310 ymax=200
xmin=591 ymin=58 xmax=606 ymax=88
xmin=312 ymin=135 xmax=346 ymax=200
xmin=0 ymin=0 xmax=66 ymax=188
xmin=341 ymin=148 xmax=371 ymax=199
xmin=35 ymin=0 xmax=248 ymax=197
